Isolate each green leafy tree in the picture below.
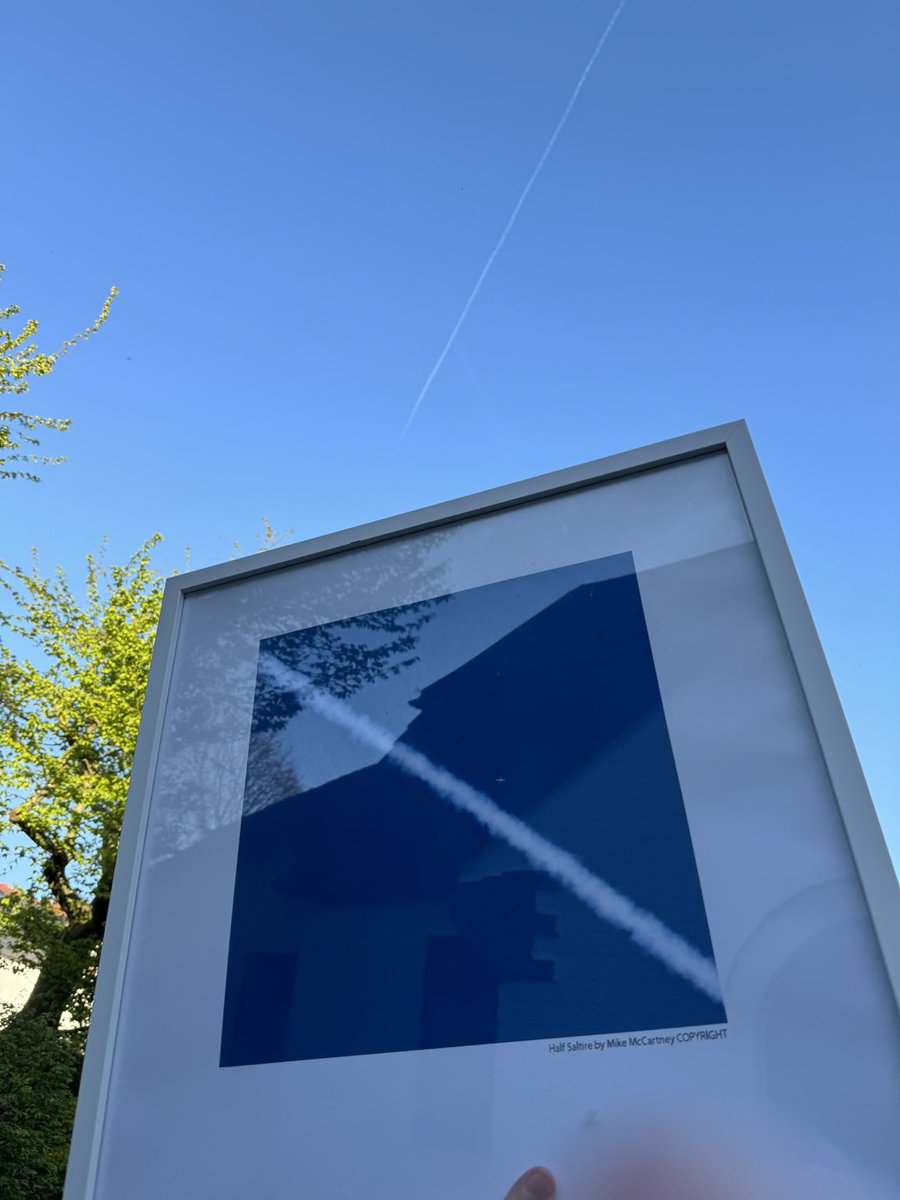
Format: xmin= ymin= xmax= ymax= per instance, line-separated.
xmin=0 ymin=541 xmax=160 ymax=1200
xmin=0 ymin=263 xmax=118 ymax=481
xmin=0 ymin=540 xmax=164 ymax=1032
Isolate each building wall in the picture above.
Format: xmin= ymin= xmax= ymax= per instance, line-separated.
xmin=0 ymin=953 xmax=38 ymax=1011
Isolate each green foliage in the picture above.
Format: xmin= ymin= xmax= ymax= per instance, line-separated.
xmin=0 ymin=263 xmax=118 ymax=481
xmin=0 ymin=540 xmax=164 ymax=1026
xmin=0 ymin=1011 xmax=81 ymax=1200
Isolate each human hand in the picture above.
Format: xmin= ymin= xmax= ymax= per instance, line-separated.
xmin=504 ymin=1150 xmax=765 ymax=1200
xmin=504 ymin=1167 xmax=556 ymax=1200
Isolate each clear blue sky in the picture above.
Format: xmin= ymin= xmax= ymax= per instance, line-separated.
xmin=3 ymin=1 xmax=898 ymax=865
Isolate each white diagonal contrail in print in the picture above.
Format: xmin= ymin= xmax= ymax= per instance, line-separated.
xmin=260 ymin=651 xmax=722 ymax=1004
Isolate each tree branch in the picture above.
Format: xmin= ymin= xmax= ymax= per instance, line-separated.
xmin=88 ymin=839 xmax=118 ymax=937
xmin=9 ymin=799 xmax=90 ymax=924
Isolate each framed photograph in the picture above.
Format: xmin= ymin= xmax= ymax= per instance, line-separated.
xmin=65 ymin=422 xmax=900 ymax=1200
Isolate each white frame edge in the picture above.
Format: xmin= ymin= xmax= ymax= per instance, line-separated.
xmin=63 ymin=420 xmax=899 ymax=1199
xmin=722 ymin=423 xmax=900 ymax=994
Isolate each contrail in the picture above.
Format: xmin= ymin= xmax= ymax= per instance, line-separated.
xmin=401 ymin=0 xmax=631 ymax=437
xmin=260 ymin=654 xmax=723 ymax=1004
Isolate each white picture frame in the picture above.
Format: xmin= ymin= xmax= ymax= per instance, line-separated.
xmin=65 ymin=421 xmax=900 ymax=1200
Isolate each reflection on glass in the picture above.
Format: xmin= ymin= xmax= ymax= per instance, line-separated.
xmin=221 ymin=551 xmax=725 ymax=1066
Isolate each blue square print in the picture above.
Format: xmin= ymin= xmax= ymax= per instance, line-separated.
xmin=221 ymin=553 xmax=725 ymax=1066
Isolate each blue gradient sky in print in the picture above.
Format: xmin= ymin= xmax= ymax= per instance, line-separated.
xmin=221 ymin=553 xmax=725 ymax=1067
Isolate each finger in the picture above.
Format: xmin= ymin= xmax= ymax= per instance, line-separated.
xmin=504 ymin=1165 xmax=557 ymax=1200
